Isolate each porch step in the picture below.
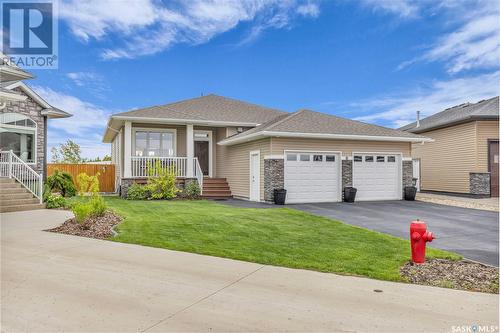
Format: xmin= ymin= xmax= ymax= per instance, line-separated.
xmin=0 ymin=203 xmax=45 ymax=213
xmin=0 ymin=178 xmax=43 ymax=212
xmin=202 ymin=178 xmax=232 ymax=199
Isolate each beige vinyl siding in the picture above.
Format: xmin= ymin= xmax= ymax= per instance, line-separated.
xmin=216 ymin=132 xmax=270 ymax=200
xmin=269 ymin=138 xmax=411 ymax=157
xmin=411 ymin=122 xmax=477 ymax=193
xmin=475 ymin=121 xmax=499 ymax=172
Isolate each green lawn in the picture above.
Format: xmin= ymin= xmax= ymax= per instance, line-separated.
xmin=103 ymin=197 xmax=460 ymax=281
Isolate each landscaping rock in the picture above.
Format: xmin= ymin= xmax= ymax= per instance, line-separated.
xmin=400 ymin=259 xmax=499 ymax=294
xmin=46 ymin=211 xmax=122 ymax=239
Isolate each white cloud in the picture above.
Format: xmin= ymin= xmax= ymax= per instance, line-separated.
xmin=60 ymin=0 xmax=321 ymax=59
xmin=423 ymin=11 xmax=500 ymax=73
xmin=359 ymin=0 xmax=419 ymax=18
xmin=352 ymin=71 xmax=500 ymax=127
xmin=33 ymin=86 xmax=113 ymax=159
xmin=66 ymin=72 xmax=103 ymax=86
xmin=296 ymin=2 xmax=320 ymax=17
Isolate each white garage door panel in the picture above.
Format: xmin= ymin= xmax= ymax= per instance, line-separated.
xmin=284 ymin=152 xmax=341 ymax=204
xmin=353 ymin=154 xmax=401 ymax=201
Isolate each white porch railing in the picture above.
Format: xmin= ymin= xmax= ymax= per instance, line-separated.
xmin=0 ymin=150 xmax=43 ymax=203
xmin=130 ymin=156 xmax=203 ymax=193
xmin=194 ymin=157 xmax=203 ymax=194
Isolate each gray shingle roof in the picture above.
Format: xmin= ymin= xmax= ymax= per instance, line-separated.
xmin=112 ymin=94 xmax=286 ymax=125
xmin=220 ymin=109 xmax=428 ymax=145
xmin=400 ymin=96 xmax=499 ymax=133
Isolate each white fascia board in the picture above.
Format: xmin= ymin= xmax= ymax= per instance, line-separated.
xmin=219 ymin=130 xmax=433 ymax=146
xmin=0 ymin=66 xmax=33 ymax=80
xmin=41 ymin=108 xmax=72 ymax=119
xmin=111 ymin=115 xmax=260 ymax=127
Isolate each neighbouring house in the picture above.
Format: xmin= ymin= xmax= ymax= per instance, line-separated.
xmin=0 ymin=56 xmax=71 ymax=211
xmin=400 ymin=96 xmax=499 ymax=198
xmin=104 ymin=94 xmax=430 ymax=203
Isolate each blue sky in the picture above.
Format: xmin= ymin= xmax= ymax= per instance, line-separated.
xmin=29 ymin=0 xmax=500 ymax=159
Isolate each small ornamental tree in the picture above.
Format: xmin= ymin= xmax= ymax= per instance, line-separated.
xmin=146 ymin=161 xmax=180 ymax=200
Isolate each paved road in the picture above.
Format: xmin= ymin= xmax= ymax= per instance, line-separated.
xmin=291 ymin=201 xmax=499 ymax=266
xmin=223 ymin=199 xmax=499 ymax=266
xmin=1 ymin=209 xmax=498 ymax=332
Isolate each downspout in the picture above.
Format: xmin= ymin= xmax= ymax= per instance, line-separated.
xmin=44 ymin=116 xmax=48 ymax=181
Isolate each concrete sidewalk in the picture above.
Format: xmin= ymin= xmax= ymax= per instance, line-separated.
xmin=1 ymin=210 xmax=498 ymax=332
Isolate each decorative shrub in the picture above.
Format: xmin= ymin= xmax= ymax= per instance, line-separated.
xmin=71 ymin=174 xmax=107 ymax=223
xmin=127 ymin=183 xmax=150 ymax=200
xmin=72 ymin=201 xmax=93 ymax=223
xmin=45 ymin=194 xmax=67 ymax=209
xmin=89 ymin=195 xmax=107 ymax=216
xmin=182 ymin=181 xmax=201 ymax=199
xmin=146 ymin=161 xmax=180 ymax=200
xmin=46 ymin=170 xmax=77 ymax=197
xmin=76 ymin=172 xmax=100 ymax=195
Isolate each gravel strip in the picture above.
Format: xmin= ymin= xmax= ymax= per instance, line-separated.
xmin=46 ymin=211 xmax=122 ymax=239
xmin=400 ymin=259 xmax=499 ymax=294
xmin=416 ymin=194 xmax=499 ymax=212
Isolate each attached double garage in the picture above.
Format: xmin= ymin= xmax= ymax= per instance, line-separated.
xmin=284 ymin=151 xmax=403 ymax=203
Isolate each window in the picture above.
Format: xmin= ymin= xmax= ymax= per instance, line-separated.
xmin=354 ymin=155 xmax=362 ymax=162
xmin=387 ymin=156 xmax=396 ymax=163
xmin=326 ymin=155 xmax=336 ymax=162
xmin=376 ymin=156 xmax=385 ymax=162
xmin=0 ymin=113 xmax=36 ymax=163
xmin=134 ymin=130 xmax=175 ymax=157
xmin=365 ymin=156 xmax=374 ymax=162
xmin=313 ymin=154 xmax=323 ymax=162
xmin=300 ymin=154 xmax=310 ymax=161
xmin=286 ymin=154 xmax=297 ymax=161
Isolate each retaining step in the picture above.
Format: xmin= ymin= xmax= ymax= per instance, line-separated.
xmin=0 ymin=187 xmax=30 ymax=194
xmin=202 ymin=190 xmax=232 ymax=196
xmin=0 ymin=198 xmax=40 ymax=206
xmin=0 ymin=192 xmax=35 ymax=200
xmin=0 ymin=203 xmax=45 ymax=213
xmin=0 ymin=178 xmax=15 ymax=183
xmin=0 ymin=182 xmax=21 ymax=189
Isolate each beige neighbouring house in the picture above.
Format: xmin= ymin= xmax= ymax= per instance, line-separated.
xmin=400 ymin=96 xmax=499 ymax=198
xmin=103 ymin=94 xmax=430 ymax=203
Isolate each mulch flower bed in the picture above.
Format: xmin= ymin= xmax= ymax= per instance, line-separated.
xmin=46 ymin=211 xmax=122 ymax=239
xmin=400 ymin=259 xmax=499 ymax=294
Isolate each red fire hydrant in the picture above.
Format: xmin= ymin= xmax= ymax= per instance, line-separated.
xmin=410 ymin=220 xmax=434 ymax=264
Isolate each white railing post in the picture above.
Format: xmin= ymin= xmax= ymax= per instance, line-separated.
xmin=38 ymin=172 xmax=43 ymax=203
xmin=186 ymin=124 xmax=194 ymax=178
xmin=8 ymin=150 xmax=13 ymax=178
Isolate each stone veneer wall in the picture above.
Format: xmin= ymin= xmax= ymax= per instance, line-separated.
xmin=0 ymin=88 xmax=45 ymax=176
xmin=402 ymin=160 xmax=413 ymax=188
xmin=469 ymin=172 xmax=490 ymax=196
xmin=264 ymin=158 xmax=284 ymax=202
xmin=342 ymin=160 xmax=352 ymax=188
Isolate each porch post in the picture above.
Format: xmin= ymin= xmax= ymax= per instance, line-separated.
xmin=186 ymin=124 xmax=194 ymax=178
xmin=124 ymin=121 xmax=132 ymax=178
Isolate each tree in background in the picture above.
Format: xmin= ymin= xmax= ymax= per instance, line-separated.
xmin=51 ymin=140 xmax=82 ymax=163
xmin=102 ymin=155 xmax=111 ymax=161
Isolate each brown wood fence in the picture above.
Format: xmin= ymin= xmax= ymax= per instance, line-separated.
xmin=47 ymin=164 xmax=116 ymax=193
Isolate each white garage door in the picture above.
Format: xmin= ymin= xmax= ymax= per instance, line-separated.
xmin=353 ymin=153 xmax=401 ymax=201
xmin=284 ymin=152 xmax=341 ymax=203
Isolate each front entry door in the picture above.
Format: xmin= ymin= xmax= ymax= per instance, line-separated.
xmin=195 ymin=141 xmax=209 ymax=176
xmin=489 ymin=141 xmax=499 ymax=197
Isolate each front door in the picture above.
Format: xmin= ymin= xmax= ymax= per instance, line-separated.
xmin=195 ymin=141 xmax=209 ymax=176
xmin=489 ymin=141 xmax=499 ymax=197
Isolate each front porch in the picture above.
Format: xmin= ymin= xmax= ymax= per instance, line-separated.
xmin=115 ymin=121 xmax=231 ymax=198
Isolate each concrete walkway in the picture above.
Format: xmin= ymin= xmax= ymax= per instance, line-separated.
xmin=1 ymin=210 xmax=498 ymax=332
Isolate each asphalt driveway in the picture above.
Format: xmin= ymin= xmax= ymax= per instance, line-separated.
xmin=1 ymin=209 xmax=498 ymax=332
xmin=291 ymin=201 xmax=499 ymax=266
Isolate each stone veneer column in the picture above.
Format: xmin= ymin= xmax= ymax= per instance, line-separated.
xmin=341 ymin=159 xmax=352 ymax=188
xmin=469 ymin=172 xmax=490 ymax=196
xmin=402 ymin=160 xmax=413 ymax=188
xmin=264 ymin=158 xmax=284 ymax=202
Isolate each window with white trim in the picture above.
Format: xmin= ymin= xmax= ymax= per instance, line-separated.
xmin=0 ymin=113 xmax=36 ymax=163
xmin=134 ymin=130 xmax=175 ymax=157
